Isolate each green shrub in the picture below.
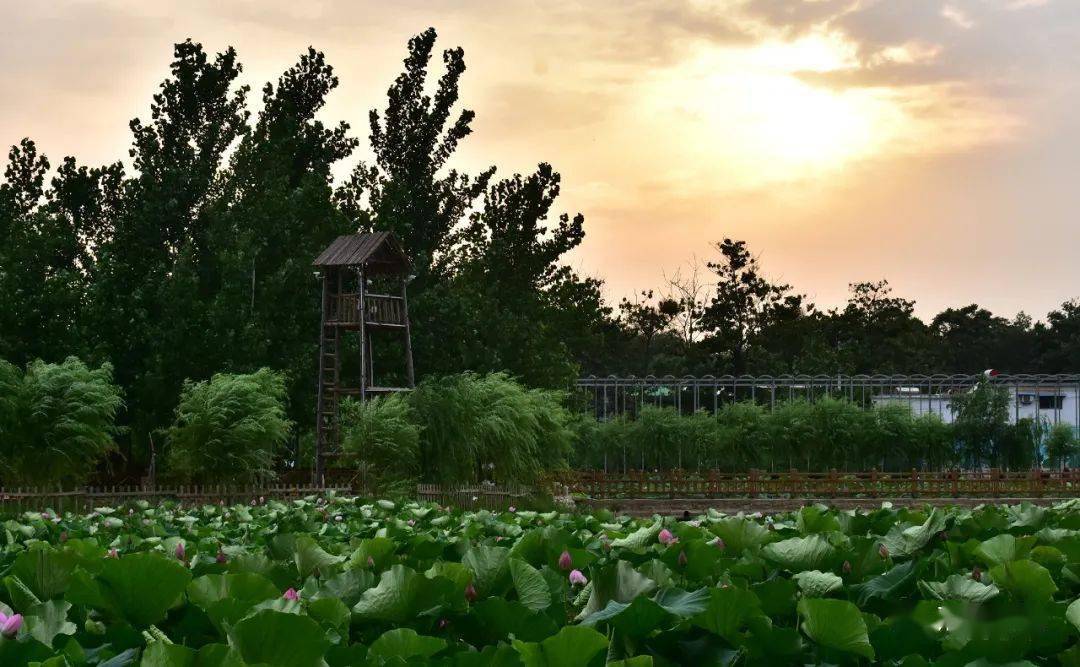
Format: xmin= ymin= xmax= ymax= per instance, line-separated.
xmin=911 ymin=413 xmax=955 ymax=470
xmin=409 ymin=372 xmax=572 ymax=485
xmin=570 ymin=397 xmax=968 ymax=473
xmin=166 ymin=368 xmax=290 ymax=484
xmin=340 ymin=394 xmax=421 ymax=494
xmin=0 ymin=356 xmax=123 ymax=485
xmin=1045 ymin=423 xmax=1077 ymax=470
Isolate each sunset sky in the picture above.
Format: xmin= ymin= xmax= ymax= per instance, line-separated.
xmin=3 ymin=0 xmax=1079 ymax=318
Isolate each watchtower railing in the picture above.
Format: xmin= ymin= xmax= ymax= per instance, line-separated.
xmin=330 ymin=293 xmax=407 ymax=327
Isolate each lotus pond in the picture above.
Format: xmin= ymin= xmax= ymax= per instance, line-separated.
xmin=2 ymin=496 xmax=1080 ymax=665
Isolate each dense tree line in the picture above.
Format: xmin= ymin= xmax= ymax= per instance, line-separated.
xmin=607 ymin=242 xmax=1080 ymax=378
xmin=2 ymin=28 xmax=1079 ymax=478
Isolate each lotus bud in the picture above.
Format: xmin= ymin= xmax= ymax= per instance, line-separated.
xmin=216 ymin=548 xmax=227 ymax=564
xmin=678 ymin=550 xmax=688 ymax=567
xmin=465 ymin=583 xmax=478 ymax=602
xmin=85 ymin=619 xmax=106 ymax=635
xmin=658 ymin=529 xmax=675 ymax=545
xmin=972 ymin=566 xmax=982 ymax=582
xmin=0 ymin=613 xmax=22 ymax=637
xmin=714 ymin=537 xmax=726 ymax=551
xmin=569 ymin=569 xmax=588 ymax=586
xmin=878 ymin=543 xmax=889 ymax=560
xmin=843 ymin=560 xmax=852 ymax=574
xmin=558 ymin=550 xmax=573 ymax=571
xmin=175 ymin=542 xmax=186 ymax=561
xmin=107 ymin=548 xmax=119 ymax=559
xmin=508 ymin=506 xmax=516 ymax=513
xmin=59 ymin=531 xmax=68 ymax=543
xmin=283 ymin=588 xmax=300 ymax=601
xmin=407 ymin=519 xmax=415 ymax=526
xmin=367 ymin=556 xmax=375 ymax=568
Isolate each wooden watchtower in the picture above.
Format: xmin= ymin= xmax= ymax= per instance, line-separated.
xmin=312 ymin=232 xmax=415 ymax=481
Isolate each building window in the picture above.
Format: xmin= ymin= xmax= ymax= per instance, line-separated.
xmin=1038 ymin=395 xmax=1065 ymax=410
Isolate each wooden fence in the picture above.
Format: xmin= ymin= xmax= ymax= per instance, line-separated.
xmin=416 ymin=484 xmax=531 ymax=511
xmin=550 ymin=469 xmax=1080 ymax=500
xmin=0 ymin=482 xmax=531 ymax=515
xmin=0 ymin=484 xmax=350 ymax=515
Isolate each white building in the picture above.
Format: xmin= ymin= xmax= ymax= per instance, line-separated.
xmin=873 ymin=384 xmax=1080 ymax=428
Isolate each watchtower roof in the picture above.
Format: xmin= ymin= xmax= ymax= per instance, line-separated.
xmin=312 ymin=232 xmax=411 ymax=274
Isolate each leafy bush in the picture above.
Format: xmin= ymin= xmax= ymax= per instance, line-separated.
xmin=571 ymin=398 xmax=973 ymax=472
xmin=166 ymin=368 xmax=291 ymax=484
xmin=409 ymin=372 xmax=573 ymax=485
xmin=340 ymin=394 xmax=421 ymax=494
xmin=0 ymin=356 xmax=123 ymax=485
xmin=1045 ymin=423 xmax=1077 ymax=470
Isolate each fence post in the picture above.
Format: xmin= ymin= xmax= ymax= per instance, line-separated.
xmin=869 ymin=468 xmax=878 ymax=499
xmin=748 ymin=469 xmax=759 ymax=499
xmin=910 ymin=468 xmax=918 ymax=498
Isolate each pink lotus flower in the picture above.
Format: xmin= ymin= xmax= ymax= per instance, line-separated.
xmin=107 ymin=548 xmax=119 ymax=559
xmin=367 ymin=556 xmax=375 ymax=568
xmin=658 ymin=529 xmax=676 ymax=545
xmin=216 ymin=548 xmax=227 ymax=564
xmin=972 ymin=566 xmax=982 ymax=582
xmin=878 ymin=543 xmax=889 ymax=560
xmin=508 ymin=506 xmax=516 ymax=513
xmin=569 ymin=569 xmax=588 ymax=586
xmin=0 ymin=613 xmax=22 ymax=637
xmin=842 ymin=560 xmax=852 ymax=574
xmin=678 ymin=550 xmax=688 ymax=567
xmin=175 ymin=542 xmax=186 ymax=561
xmin=283 ymin=588 xmax=300 ymax=601
xmin=465 ymin=583 xmax=478 ymax=602
xmin=714 ymin=537 xmax=726 ymax=551
xmin=558 ymin=550 xmax=573 ymax=571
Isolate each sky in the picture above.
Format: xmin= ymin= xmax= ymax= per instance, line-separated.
xmin=3 ymin=0 xmax=1080 ymax=319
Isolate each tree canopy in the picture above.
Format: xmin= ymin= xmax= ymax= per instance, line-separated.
xmin=1 ymin=28 xmax=1078 ymax=476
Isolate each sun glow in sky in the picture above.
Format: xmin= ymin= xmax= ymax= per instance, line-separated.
xmin=2 ymin=0 xmax=1080 ymax=317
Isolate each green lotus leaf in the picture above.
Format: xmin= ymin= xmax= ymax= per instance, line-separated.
xmin=351 ymin=564 xmax=455 ymax=623
xmin=229 ymin=609 xmax=328 ymax=667
xmin=462 ymin=545 xmax=511 ymax=597
xmin=793 ymin=570 xmax=843 ymax=597
xmin=66 ymin=551 xmax=191 ymax=627
xmin=367 ymin=628 xmax=447 ymax=661
xmin=610 ymin=520 xmax=662 ymax=550
xmin=850 ymin=560 xmax=919 ymax=606
xmin=692 ymin=585 xmax=765 ymax=644
xmin=918 ymin=574 xmax=1000 ymax=603
xmin=762 ymin=534 xmax=838 ymax=572
xmin=509 ymin=558 xmax=551 ymax=612
xmin=710 ymin=516 xmax=775 ymax=554
xmin=989 ymin=559 xmax=1058 ymax=603
xmin=797 ymin=597 xmax=875 ymax=660
xmin=512 ymin=625 xmax=608 ymax=667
